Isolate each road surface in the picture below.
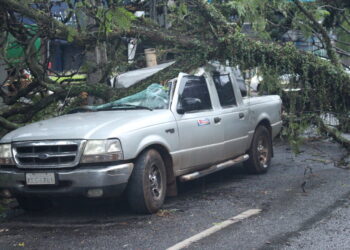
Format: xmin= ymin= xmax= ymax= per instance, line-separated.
xmin=0 ymin=139 xmax=349 ymax=250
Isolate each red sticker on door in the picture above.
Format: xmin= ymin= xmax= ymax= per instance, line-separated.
xmin=197 ymin=119 xmax=210 ymax=126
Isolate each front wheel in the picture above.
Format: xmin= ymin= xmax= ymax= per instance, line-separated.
xmin=127 ymin=149 xmax=167 ymax=214
xmin=244 ymin=125 xmax=272 ymax=174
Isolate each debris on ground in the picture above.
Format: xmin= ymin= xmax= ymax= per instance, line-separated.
xmin=156 ymin=209 xmax=180 ymax=217
xmin=301 ymin=166 xmax=314 ymax=193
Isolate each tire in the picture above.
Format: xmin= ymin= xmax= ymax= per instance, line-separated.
xmin=244 ymin=125 xmax=272 ymax=174
xmin=16 ymin=196 xmax=52 ymax=211
xmin=127 ymin=149 xmax=167 ymax=214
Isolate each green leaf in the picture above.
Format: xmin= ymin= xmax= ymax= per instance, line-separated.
xmin=314 ymin=9 xmax=330 ymax=20
xmin=66 ymin=27 xmax=77 ymax=43
xmin=96 ymin=7 xmax=136 ymax=34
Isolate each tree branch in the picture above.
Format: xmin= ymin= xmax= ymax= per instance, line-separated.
xmin=317 ymin=117 xmax=350 ymax=151
xmin=0 ymin=0 xmax=204 ymax=50
xmin=339 ymin=24 xmax=350 ymax=35
xmin=0 ymin=116 xmax=20 ymax=130
xmin=293 ymin=0 xmax=342 ymax=67
xmin=335 ymin=46 xmax=350 ymax=57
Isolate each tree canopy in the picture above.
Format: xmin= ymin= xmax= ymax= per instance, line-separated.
xmin=0 ymin=0 xmax=349 ymax=148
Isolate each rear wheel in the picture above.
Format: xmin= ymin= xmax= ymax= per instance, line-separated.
xmin=244 ymin=125 xmax=272 ymax=174
xmin=16 ymin=196 xmax=52 ymax=211
xmin=127 ymin=149 xmax=167 ymax=214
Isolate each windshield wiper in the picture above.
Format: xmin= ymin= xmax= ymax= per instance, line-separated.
xmin=97 ymin=103 xmax=153 ymax=111
xmin=123 ymin=104 xmax=153 ymax=111
xmin=67 ymin=106 xmax=96 ymax=114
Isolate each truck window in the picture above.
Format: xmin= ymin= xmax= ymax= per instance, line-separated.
xmin=213 ymin=74 xmax=237 ymax=107
xmin=178 ymin=75 xmax=212 ymax=111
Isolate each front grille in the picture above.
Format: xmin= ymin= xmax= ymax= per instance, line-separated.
xmin=12 ymin=140 xmax=86 ymax=169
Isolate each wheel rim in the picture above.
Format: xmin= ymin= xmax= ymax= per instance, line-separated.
xmin=257 ymin=135 xmax=269 ymax=168
xmin=149 ymin=165 xmax=162 ymax=200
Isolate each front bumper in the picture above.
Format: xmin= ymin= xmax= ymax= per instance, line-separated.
xmin=0 ymin=163 xmax=134 ymax=198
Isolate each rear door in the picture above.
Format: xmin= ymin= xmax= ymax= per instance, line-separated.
xmin=171 ymin=74 xmax=224 ymax=172
xmin=212 ymin=73 xmax=250 ymax=159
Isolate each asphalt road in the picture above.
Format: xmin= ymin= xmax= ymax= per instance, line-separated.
xmin=0 ymin=139 xmax=350 ymax=250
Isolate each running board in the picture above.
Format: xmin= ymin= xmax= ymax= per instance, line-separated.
xmin=179 ymin=154 xmax=249 ymax=182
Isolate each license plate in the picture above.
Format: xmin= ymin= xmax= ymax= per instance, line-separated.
xmin=26 ymin=173 xmax=56 ymax=185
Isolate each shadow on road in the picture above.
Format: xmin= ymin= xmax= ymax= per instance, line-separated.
xmin=1 ymin=164 xmax=250 ymax=227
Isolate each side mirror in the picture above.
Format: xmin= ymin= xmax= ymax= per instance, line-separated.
xmin=177 ymin=107 xmax=185 ymax=115
xmin=177 ymin=97 xmax=202 ymax=114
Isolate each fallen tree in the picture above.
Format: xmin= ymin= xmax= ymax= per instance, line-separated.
xmin=0 ymin=0 xmax=349 ymax=150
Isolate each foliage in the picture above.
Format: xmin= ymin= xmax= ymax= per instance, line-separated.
xmin=96 ymin=6 xmax=136 ymax=33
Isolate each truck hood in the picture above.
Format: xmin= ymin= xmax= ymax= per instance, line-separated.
xmin=1 ymin=110 xmax=175 ymax=143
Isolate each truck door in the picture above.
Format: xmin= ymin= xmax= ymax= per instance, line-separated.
xmin=212 ymin=73 xmax=250 ymax=159
xmin=171 ymin=73 xmax=224 ymax=172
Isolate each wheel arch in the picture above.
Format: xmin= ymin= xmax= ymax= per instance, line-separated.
xmin=256 ymin=118 xmax=272 ymax=135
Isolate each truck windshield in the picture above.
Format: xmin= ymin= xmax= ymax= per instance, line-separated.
xmin=94 ymin=83 xmax=171 ymax=111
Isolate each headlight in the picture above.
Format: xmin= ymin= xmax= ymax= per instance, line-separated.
xmin=0 ymin=144 xmax=14 ymax=165
xmin=81 ymin=139 xmax=123 ymax=163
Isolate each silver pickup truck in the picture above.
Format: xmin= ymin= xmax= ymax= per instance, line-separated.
xmin=0 ymin=63 xmax=282 ymax=213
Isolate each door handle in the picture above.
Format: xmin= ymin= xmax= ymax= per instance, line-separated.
xmin=239 ymin=113 xmax=245 ymax=119
xmin=214 ymin=117 xmax=221 ymax=123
